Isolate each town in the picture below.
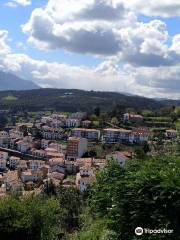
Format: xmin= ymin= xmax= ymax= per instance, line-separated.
xmin=0 ymin=109 xmax=178 ymax=197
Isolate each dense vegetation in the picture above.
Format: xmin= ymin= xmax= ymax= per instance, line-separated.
xmin=0 ymin=187 xmax=82 ymax=240
xmin=69 ymin=146 xmax=180 ymax=240
xmin=0 ymin=88 xmax=177 ymax=112
xmin=1 ymin=151 xmax=179 ymax=240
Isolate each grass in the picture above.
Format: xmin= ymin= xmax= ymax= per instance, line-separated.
xmin=3 ymin=95 xmax=18 ymax=101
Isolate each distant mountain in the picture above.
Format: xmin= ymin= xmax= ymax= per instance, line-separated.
xmin=0 ymin=71 xmax=40 ymax=91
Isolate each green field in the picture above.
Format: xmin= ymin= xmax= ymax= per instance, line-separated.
xmin=3 ymin=95 xmax=18 ymax=101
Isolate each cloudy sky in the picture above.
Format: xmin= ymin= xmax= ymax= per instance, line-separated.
xmin=0 ymin=0 xmax=180 ymax=99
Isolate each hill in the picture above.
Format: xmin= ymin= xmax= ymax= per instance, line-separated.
xmin=0 ymin=88 xmax=175 ymax=113
xmin=0 ymin=71 xmax=40 ymax=91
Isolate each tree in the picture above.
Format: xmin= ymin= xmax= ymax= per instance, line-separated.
xmin=56 ymin=186 xmax=82 ymax=232
xmin=94 ymin=107 xmax=101 ymax=117
xmin=43 ymin=179 xmax=57 ymax=197
xmin=0 ymin=195 xmax=60 ymax=240
xmin=90 ymin=155 xmax=180 ymax=240
xmin=111 ymin=117 xmax=119 ymax=126
xmin=0 ymin=115 xmax=8 ymax=129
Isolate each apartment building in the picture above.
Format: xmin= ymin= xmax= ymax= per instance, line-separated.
xmin=41 ymin=126 xmax=64 ymax=140
xmin=72 ymin=128 xmax=100 ymax=141
xmin=28 ymin=160 xmax=45 ymax=170
xmin=16 ymin=140 xmax=31 ymax=152
xmin=66 ymin=119 xmax=81 ymax=128
xmin=103 ymin=128 xmax=133 ymax=143
xmin=66 ymin=137 xmax=87 ymax=161
xmin=132 ymin=127 xmax=151 ymax=143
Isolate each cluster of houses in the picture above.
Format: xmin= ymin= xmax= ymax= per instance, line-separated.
xmin=0 ymin=111 xmax=178 ymax=197
xmin=41 ymin=112 xmax=91 ymax=129
xmin=0 ymin=146 xmax=109 ymax=195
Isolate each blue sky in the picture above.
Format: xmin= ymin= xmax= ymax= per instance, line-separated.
xmin=0 ymin=0 xmax=179 ymax=99
xmin=0 ymin=0 xmax=101 ymax=66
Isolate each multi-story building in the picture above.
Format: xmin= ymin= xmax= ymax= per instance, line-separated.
xmin=103 ymin=128 xmax=150 ymax=144
xmin=72 ymin=128 xmax=100 ymax=141
xmin=28 ymin=160 xmax=45 ymax=170
xmin=66 ymin=119 xmax=81 ymax=128
xmin=132 ymin=128 xmax=151 ymax=143
xmin=21 ymin=170 xmax=43 ymax=183
xmin=103 ymin=128 xmax=133 ymax=143
xmin=30 ymin=149 xmax=47 ymax=158
xmin=9 ymin=130 xmax=24 ymax=139
xmin=70 ymin=112 xmax=86 ymax=120
xmin=123 ymin=113 xmax=143 ymax=124
xmin=66 ymin=137 xmax=87 ymax=161
xmin=41 ymin=126 xmax=64 ymax=140
xmin=0 ymin=131 xmax=9 ymax=148
xmin=16 ymin=140 xmax=31 ymax=153
xmin=82 ymin=120 xmax=91 ymax=128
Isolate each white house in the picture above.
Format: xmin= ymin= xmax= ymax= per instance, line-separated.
xmin=21 ymin=170 xmax=43 ymax=183
xmin=76 ymin=173 xmax=95 ymax=192
xmin=16 ymin=140 xmax=31 ymax=153
xmin=28 ymin=160 xmax=45 ymax=170
xmin=107 ymin=151 xmax=132 ymax=167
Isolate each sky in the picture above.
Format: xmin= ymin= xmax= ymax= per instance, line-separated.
xmin=0 ymin=0 xmax=180 ymax=99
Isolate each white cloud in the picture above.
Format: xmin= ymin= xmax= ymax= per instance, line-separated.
xmin=117 ymin=0 xmax=180 ymax=17
xmin=6 ymin=0 xmax=31 ymax=7
xmin=22 ymin=0 xmax=136 ymax=56
xmin=171 ymin=34 xmax=180 ymax=54
xmin=22 ymin=0 xmax=179 ymax=68
xmin=0 ymin=30 xmax=11 ymax=55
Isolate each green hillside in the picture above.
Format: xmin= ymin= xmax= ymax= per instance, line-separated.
xmin=0 ymin=88 xmax=170 ymax=112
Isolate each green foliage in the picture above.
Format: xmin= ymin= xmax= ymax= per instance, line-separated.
xmin=89 ymin=155 xmax=180 ymax=240
xmin=68 ymin=208 xmax=118 ymax=240
xmin=43 ymin=180 xmax=57 ymax=197
xmin=0 ymin=114 xmax=8 ymax=129
xmin=56 ymin=186 xmax=82 ymax=232
xmin=111 ymin=117 xmax=119 ymax=126
xmin=0 ymin=196 xmax=60 ymax=240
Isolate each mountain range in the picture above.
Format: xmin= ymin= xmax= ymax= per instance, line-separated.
xmin=0 ymin=71 xmax=40 ymax=91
